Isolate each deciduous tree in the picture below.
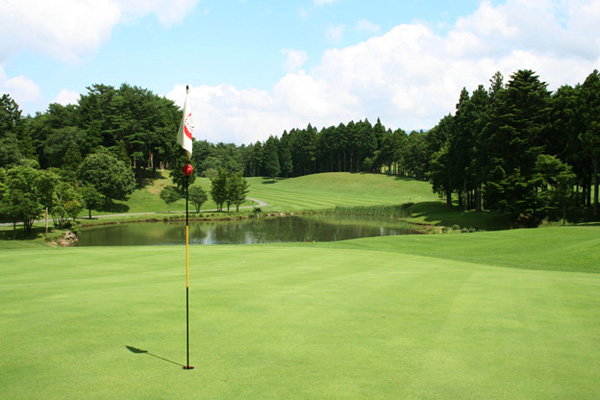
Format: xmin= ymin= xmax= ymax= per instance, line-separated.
xmin=210 ymin=168 xmax=228 ymax=212
xmin=188 ymin=185 xmax=208 ymax=213
xmin=78 ymin=152 xmax=135 ymax=205
xmin=159 ymin=186 xmax=181 ymax=213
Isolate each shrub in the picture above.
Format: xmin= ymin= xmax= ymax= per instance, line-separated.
xmin=64 ymin=220 xmax=80 ymax=236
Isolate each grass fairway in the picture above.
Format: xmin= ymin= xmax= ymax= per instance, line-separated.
xmin=246 ymin=173 xmax=440 ymax=210
xmin=1 ymin=227 xmax=599 ymax=399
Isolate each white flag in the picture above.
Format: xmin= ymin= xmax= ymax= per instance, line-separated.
xmin=177 ymin=85 xmax=193 ymax=155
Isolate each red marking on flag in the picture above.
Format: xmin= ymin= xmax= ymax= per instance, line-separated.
xmin=184 ymin=113 xmax=193 ymax=139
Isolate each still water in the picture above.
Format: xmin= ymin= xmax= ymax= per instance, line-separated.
xmin=77 ymin=215 xmax=420 ymax=246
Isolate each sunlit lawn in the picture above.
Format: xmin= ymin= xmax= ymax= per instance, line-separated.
xmin=1 ymin=226 xmax=599 ymax=399
xmin=245 ymin=173 xmax=440 ymax=211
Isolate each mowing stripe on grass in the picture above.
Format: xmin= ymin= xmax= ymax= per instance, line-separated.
xmin=1 ymin=237 xmax=599 ymax=399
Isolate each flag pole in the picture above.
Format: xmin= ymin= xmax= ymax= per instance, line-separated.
xmin=182 ymin=154 xmax=194 ymax=370
xmin=178 ymin=84 xmax=194 ymax=370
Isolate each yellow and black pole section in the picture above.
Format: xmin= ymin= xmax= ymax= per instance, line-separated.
xmin=181 ymin=153 xmax=194 ymax=370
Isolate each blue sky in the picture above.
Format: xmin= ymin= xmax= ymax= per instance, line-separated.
xmin=1 ymin=0 xmax=599 ymax=144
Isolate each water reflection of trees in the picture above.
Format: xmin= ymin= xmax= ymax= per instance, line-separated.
xmin=79 ymin=215 xmax=420 ymax=246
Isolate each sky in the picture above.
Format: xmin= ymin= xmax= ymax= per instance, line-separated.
xmin=1 ymin=0 xmax=599 ymax=145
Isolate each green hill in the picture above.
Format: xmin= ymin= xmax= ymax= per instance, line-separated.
xmin=246 ymin=172 xmax=440 ymax=210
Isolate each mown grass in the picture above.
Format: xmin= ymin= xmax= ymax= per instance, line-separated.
xmin=245 ymin=173 xmax=439 ymax=211
xmin=2 ymin=172 xmax=598 ymax=398
xmin=314 ymin=225 xmax=600 ymax=273
xmin=1 ymin=226 xmax=599 ymax=399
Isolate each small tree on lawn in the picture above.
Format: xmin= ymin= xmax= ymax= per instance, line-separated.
xmin=228 ymin=171 xmax=250 ymax=212
xmin=189 ymin=185 xmax=208 ymax=213
xmin=210 ymin=168 xmax=228 ymax=212
xmin=160 ymin=185 xmax=181 ymax=213
xmin=80 ymin=185 xmax=103 ymax=219
xmin=65 ymin=200 xmax=83 ymax=221
xmin=50 ymin=181 xmax=81 ymax=228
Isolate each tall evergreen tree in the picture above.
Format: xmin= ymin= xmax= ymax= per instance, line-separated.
xmin=481 ymin=70 xmax=551 ymax=217
xmin=263 ymin=136 xmax=281 ymax=181
xmin=428 ymin=115 xmax=454 ymax=206
xmin=279 ymin=145 xmax=293 ymax=178
xmin=580 ymin=70 xmax=600 ymax=218
xmin=0 ymin=94 xmax=24 ymax=169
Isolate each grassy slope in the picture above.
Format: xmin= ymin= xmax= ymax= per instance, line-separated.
xmin=100 ymin=175 xmax=218 ymax=214
xmin=314 ymin=225 xmax=600 ymax=273
xmin=246 ymin=173 xmax=439 ymax=210
xmin=1 ymin=227 xmax=599 ymax=399
xmin=95 ymin=173 xmax=258 ymax=215
xmin=241 ymin=173 xmax=511 ymax=230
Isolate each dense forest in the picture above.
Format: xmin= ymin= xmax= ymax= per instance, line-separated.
xmin=1 ymin=69 xmax=599 ymax=230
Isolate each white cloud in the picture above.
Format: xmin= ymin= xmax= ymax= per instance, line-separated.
xmin=456 ymin=1 xmax=519 ymax=37
xmin=118 ymin=0 xmax=201 ymax=27
xmin=326 ymin=24 xmax=345 ymax=43
xmin=159 ymin=0 xmax=600 ymax=145
xmin=356 ymin=18 xmax=381 ymax=33
xmin=167 ymin=84 xmax=285 ymax=145
xmin=281 ymin=49 xmax=308 ymax=72
xmin=52 ymin=89 xmax=81 ymax=106
xmin=0 ymin=0 xmax=120 ymax=63
xmin=0 ymin=0 xmax=199 ymax=63
xmin=0 ymin=71 xmax=42 ymax=105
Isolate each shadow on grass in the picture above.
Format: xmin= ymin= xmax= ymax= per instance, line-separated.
xmin=102 ymin=201 xmax=130 ymax=213
xmin=573 ymin=222 xmax=600 ymax=227
xmin=0 ymin=229 xmax=42 ymax=241
xmin=406 ymin=201 xmax=512 ymax=231
xmin=125 ymin=345 xmax=185 ymax=368
xmin=392 ymin=175 xmax=422 ymax=182
xmin=136 ymin=168 xmax=169 ymax=188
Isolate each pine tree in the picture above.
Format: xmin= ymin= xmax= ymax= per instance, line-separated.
xmin=481 ymin=70 xmax=551 ymax=217
xmin=264 ymin=145 xmax=280 ymax=181
xmin=580 ymin=70 xmax=600 ymax=218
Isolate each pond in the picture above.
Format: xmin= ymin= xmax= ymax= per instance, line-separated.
xmin=77 ymin=215 xmax=422 ymax=246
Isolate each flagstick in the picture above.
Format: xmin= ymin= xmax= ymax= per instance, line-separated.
xmin=177 ymin=84 xmax=194 ymax=370
xmin=182 ymin=155 xmax=194 ymax=370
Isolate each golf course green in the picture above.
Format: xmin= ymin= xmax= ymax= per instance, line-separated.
xmin=1 ymin=173 xmax=599 ymax=399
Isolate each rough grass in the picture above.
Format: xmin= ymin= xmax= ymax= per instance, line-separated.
xmin=403 ymin=201 xmax=512 ymax=231
xmin=98 ymin=175 xmax=219 ymax=214
xmin=1 ymin=226 xmax=599 ymax=399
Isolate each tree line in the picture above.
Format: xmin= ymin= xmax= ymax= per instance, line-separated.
xmin=427 ymin=69 xmax=599 ymax=223
xmin=1 ymin=69 xmax=599 ymax=230
xmin=189 ymin=69 xmax=599 ymax=224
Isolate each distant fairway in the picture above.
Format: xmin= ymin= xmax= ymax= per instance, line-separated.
xmin=246 ymin=173 xmax=440 ymax=210
xmin=81 ymin=172 xmax=439 ymax=216
xmin=1 ymin=226 xmax=599 ymax=399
